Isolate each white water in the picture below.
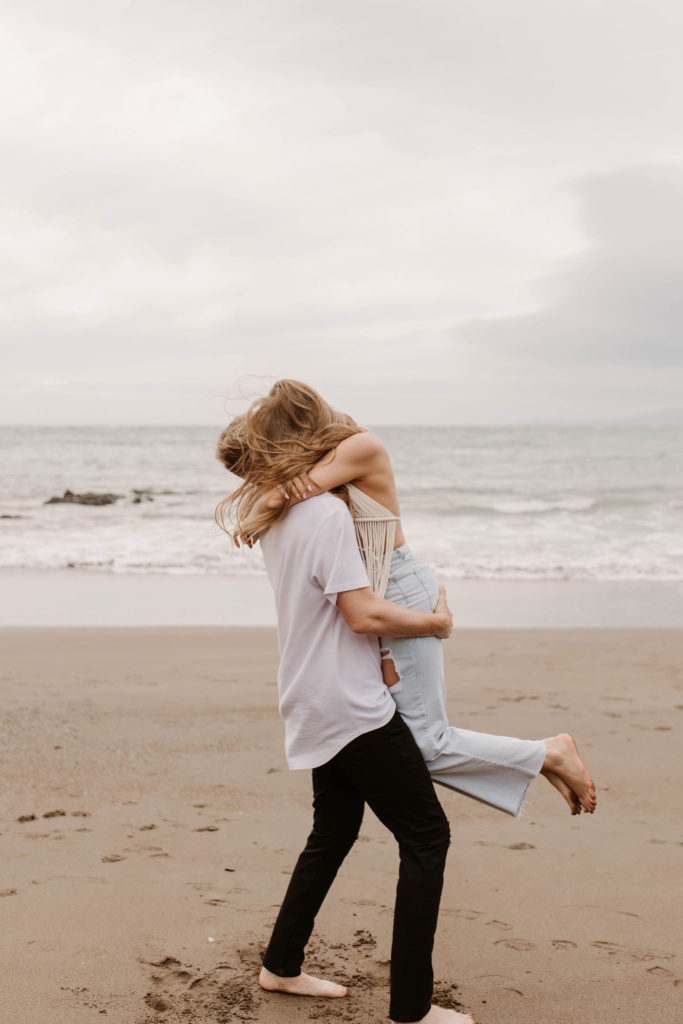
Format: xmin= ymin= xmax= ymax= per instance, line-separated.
xmin=1 ymin=423 xmax=682 ymax=581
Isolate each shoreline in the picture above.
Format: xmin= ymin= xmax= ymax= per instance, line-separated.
xmin=1 ymin=568 xmax=682 ymax=627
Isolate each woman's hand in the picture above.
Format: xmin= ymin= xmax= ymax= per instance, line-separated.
xmin=233 ymin=473 xmax=317 ymax=548
xmin=282 ymin=472 xmax=314 ymax=503
xmin=263 ymin=472 xmax=314 ymax=509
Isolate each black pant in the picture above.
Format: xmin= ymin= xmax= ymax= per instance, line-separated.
xmin=262 ymin=709 xmax=451 ymax=1023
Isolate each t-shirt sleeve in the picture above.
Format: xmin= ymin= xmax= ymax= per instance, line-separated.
xmin=311 ymin=501 xmax=371 ymax=605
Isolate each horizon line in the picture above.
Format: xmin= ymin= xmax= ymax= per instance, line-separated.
xmin=0 ymin=418 xmax=680 ymax=429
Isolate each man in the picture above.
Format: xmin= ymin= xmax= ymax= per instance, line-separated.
xmin=258 ymin=490 xmax=474 ymax=1024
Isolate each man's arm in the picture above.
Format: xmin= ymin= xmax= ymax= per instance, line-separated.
xmin=337 ymin=585 xmax=452 ymax=640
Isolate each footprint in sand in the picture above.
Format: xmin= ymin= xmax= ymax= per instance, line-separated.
xmin=551 ymin=939 xmax=577 ymax=950
xmin=506 ymin=842 xmax=535 ymax=850
xmin=101 ymin=854 xmax=126 ymax=863
xmin=630 ymin=949 xmax=676 ymax=963
xmin=431 ymin=980 xmax=466 ymax=1011
xmin=453 ymin=909 xmax=484 ymax=920
xmin=0 ymin=888 xmax=18 ymax=897
xmin=142 ymin=952 xmax=261 ymax=1019
xmin=486 ymin=920 xmax=512 ymax=931
xmin=592 ymin=941 xmax=675 ymax=964
xmin=494 ymin=938 xmax=536 ymax=951
xmin=236 ymin=943 xmax=265 ymax=969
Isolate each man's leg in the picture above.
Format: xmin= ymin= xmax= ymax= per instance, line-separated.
xmin=261 ymin=756 xmax=364 ymax=986
xmin=334 ymin=710 xmax=453 ymax=1024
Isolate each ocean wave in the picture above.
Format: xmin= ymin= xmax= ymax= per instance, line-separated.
xmin=2 ymin=540 xmax=682 ymax=581
xmin=414 ymin=495 xmax=683 ymax=517
xmin=2 ymin=423 xmax=682 ymax=582
xmin=423 ymin=497 xmax=597 ymax=515
xmin=3 ymin=560 xmax=681 ymax=581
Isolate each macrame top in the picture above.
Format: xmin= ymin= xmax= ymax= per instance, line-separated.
xmin=347 ymin=483 xmax=400 ymax=597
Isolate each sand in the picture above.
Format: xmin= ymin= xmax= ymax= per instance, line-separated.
xmin=1 ymin=626 xmax=681 ymax=1024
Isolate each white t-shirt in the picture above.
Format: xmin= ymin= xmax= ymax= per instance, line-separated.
xmin=260 ymin=492 xmax=395 ymax=770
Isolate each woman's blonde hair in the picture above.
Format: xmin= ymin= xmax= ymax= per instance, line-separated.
xmin=215 ymin=379 xmax=363 ymax=540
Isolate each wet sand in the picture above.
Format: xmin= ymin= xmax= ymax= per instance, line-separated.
xmin=2 ymin=569 xmax=683 ymax=626
xmin=1 ymin=627 xmax=681 ymax=1024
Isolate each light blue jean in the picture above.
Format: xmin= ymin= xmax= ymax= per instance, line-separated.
xmin=381 ymin=545 xmax=546 ymax=816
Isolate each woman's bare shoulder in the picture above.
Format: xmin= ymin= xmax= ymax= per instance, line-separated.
xmin=336 ymin=430 xmax=387 ymax=460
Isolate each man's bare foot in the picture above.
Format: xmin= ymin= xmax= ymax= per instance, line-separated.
xmin=541 ymin=767 xmax=581 ymax=814
xmin=542 ymin=733 xmax=597 ymax=813
xmin=392 ymin=1006 xmax=474 ymax=1023
xmin=259 ymin=965 xmax=348 ymax=997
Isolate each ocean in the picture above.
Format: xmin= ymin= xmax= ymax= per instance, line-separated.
xmin=1 ymin=423 xmax=682 ymax=582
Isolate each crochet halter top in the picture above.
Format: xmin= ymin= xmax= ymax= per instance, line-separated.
xmin=347 ymin=483 xmax=400 ymax=598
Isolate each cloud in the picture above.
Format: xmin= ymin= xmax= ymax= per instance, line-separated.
xmin=458 ymin=166 xmax=683 ymax=367
xmin=1 ymin=3 xmax=683 ymax=422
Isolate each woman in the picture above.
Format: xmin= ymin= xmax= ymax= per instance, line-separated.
xmin=216 ymin=380 xmax=596 ymax=818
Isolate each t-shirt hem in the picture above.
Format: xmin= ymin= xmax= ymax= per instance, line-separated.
xmin=286 ymin=704 xmax=397 ymax=770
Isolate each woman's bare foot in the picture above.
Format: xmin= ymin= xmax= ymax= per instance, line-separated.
xmin=392 ymin=1007 xmax=474 ymax=1023
xmin=541 ymin=767 xmax=581 ymax=814
xmin=259 ymin=965 xmax=348 ymax=997
xmin=542 ymin=733 xmax=597 ymax=813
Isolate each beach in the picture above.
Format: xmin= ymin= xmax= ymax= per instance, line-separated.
xmin=2 ymin=625 xmax=681 ymax=1024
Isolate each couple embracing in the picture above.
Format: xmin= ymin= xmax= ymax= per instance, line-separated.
xmin=216 ymin=379 xmax=596 ymax=1024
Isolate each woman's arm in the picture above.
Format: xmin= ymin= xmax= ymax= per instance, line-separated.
xmin=265 ymin=431 xmax=386 ymax=509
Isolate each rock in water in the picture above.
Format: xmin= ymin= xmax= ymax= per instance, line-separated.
xmin=132 ymin=488 xmax=154 ymax=503
xmin=45 ymin=489 xmax=121 ymax=506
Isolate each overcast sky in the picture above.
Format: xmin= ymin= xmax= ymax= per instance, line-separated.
xmin=2 ymin=0 xmax=682 ymax=425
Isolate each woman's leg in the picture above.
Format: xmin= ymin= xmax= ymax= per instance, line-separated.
xmin=381 ymin=557 xmax=594 ymax=816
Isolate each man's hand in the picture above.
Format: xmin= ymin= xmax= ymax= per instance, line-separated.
xmin=337 ymin=583 xmax=453 ymax=640
xmin=432 ymin=585 xmax=452 ymax=639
